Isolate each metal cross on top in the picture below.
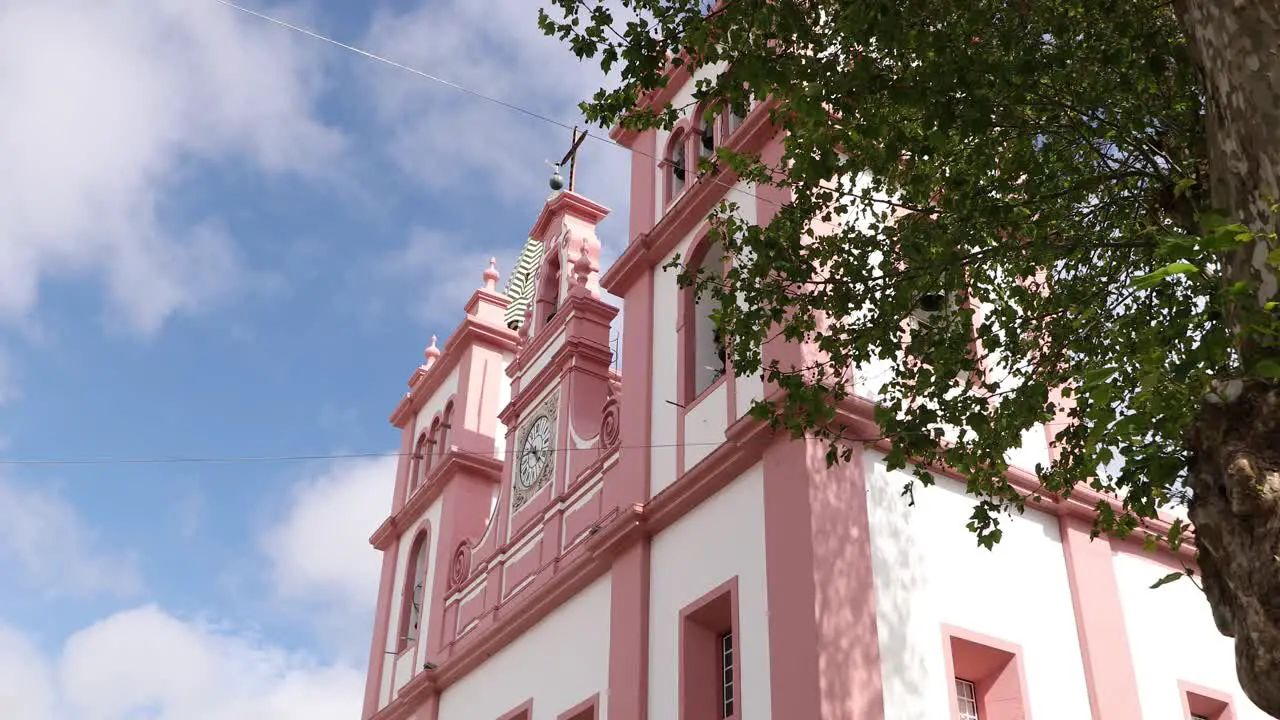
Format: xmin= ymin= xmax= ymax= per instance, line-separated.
xmin=553 ymin=125 xmax=587 ymax=192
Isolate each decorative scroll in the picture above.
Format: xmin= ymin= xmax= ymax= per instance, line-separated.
xmin=450 ymin=540 xmax=471 ymax=589
xmin=601 ymin=386 xmax=621 ymax=450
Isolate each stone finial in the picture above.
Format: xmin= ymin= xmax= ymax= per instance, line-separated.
xmin=482 ymin=257 xmax=499 ymax=292
xmin=424 ymin=335 xmax=441 ymax=368
xmin=573 ymin=239 xmax=592 ymax=288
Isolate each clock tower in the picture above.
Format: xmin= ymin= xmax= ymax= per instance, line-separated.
xmin=449 ymin=187 xmax=619 ymax=605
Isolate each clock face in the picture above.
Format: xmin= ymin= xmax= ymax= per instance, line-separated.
xmin=517 ymin=414 xmax=552 ymax=490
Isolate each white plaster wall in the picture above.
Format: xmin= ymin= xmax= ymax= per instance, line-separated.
xmin=734 ymin=370 xmax=763 ymax=421
xmin=438 ymin=575 xmax=612 ymax=720
xmin=683 ymin=381 xmax=728 ymax=469
xmin=649 ymin=463 xmax=772 ymax=720
xmin=651 ymin=176 xmax=760 ymax=495
xmin=1113 ymin=549 xmax=1268 ymax=718
xmin=495 ymin=352 xmax=514 ymax=461
xmin=414 ymin=366 xmax=461 ymax=439
xmin=525 ymin=333 xmax=567 ymax=386
xmin=380 ymin=498 xmax=444 ymax=707
xmin=650 ymin=234 xmax=688 ymax=496
xmin=1006 ymin=424 xmax=1051 ymax=474
xmin=863 ymin=451 xmax=1093 ymax=720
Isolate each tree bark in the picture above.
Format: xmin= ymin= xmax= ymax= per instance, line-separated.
xmin=1188 ymin=381 xmax=1280 ymax=716
xmin=1174 ymin=0 xmax=1280 ymax=714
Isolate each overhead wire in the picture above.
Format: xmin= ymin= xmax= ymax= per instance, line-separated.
xmin=212 ymin=0 xmax=799 ymax=210
xmin=0 ymin=3 xmax=1007 ymax=471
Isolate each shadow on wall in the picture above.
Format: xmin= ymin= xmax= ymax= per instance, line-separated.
xmin=863 ymin=452 xmax=931 ymax=717
xmin=803 ymin=440 xmax=926 ymax=718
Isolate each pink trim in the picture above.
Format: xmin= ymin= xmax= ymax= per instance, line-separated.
xmin=558 ymin=693 xmax=601 ymax=720
xmin=390 ymin=424 xmax=416 ymax=515
xmin=609 ymin=57 xmax=694 ymax=145
xmin=664 ymin=124 xmax=691 ymax=208
xmin=599 ymin=98 xmax=780 ymax=295
xmin=1058 ymin=515 xmax=1143 ymax=719
xmin=390 ymin=317 xmax=518 ymax=427
xmin=1180 ymin=680 xmax=1236 ymax=720
xmin=941 ymin=625 xmax=1031 ymax=720
xmin=362 ymin=531 xmax=402 ymax=719
xmin=762 ymin=437 xmax=883 ymax=719
xmin=832 ymin=394 xmax=1199 ymax=563
xmin=374 ymin=427 xmax=774 ymax=720
xmin=396 ymin=527 xmax=432 ymax=652
xmin=607 ymin=541 xmax=650 ymax=720
xmin=371 ymin=452 xmax=504 ymax=551
xmin=678 ymin=576 xmax=741 ymax=720
xmin=628 ymin=131 xmax=659 ymax=241
xmin=496 ymin=698 xmax=534 ymax=720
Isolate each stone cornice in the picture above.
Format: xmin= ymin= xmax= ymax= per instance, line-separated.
xmin=390 ymin=318 xmax=519 ymax=428
xmin=369 ymin=451 xmax=505 ymax=550
xmin=600 ymin=97 xmax=780 ymax=294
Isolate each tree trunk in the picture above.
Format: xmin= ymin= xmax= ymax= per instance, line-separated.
xmin=1174 ymin=0 xmax=1280 ymax=714
xmin=1187 ymin=381 xmax=1280 ymax=716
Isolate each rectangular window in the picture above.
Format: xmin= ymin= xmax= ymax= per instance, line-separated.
xmin=720 ymin=631 xmax=735 ymax=718
xmin=679 ymin=577 xmax=740 ymax=720
xmin=1179 ymin=680 xmax=1235 ymax=720
xmin=942 ymin=625 xmax=1028 ymax=720
xmin=955 ymin=678 xmax=979 ymax=720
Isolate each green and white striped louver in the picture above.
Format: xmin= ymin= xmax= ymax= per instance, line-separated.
xmin=502 ymin=236 xmax=546 ymax=330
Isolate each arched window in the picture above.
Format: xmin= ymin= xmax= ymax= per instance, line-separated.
xmin=666 ymin=130 xmax=688 ymax=203
xmin=423 ymin=418 xmax=440 ymax=480
xmin=697 ymin=111 xmax=716 ymax=161
xmin=397 ymin=529 xmax=430 ymax=651
xmin=534 ymin=253 xmax=562 ymax=328
xmin=438 ymin=401 xmax=454 ymax=462
xmin=688 ymin=240 xmax=728 ymax=400
xmin=410 ymin=432 xmax=428 ymax=496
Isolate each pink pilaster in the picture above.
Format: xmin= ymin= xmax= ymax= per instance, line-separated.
xmin=1059 ymin=515 xmax=1144 ymax=719
xmin=763 ymin=438 xmax=884 ymax=719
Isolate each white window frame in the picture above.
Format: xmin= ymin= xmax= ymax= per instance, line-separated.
xmin=720 ymin=630 xmax=735 ymax=718
xmin=955 ymin=678 xmax=979 ymax=720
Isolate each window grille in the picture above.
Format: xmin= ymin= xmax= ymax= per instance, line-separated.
xmin=955 ymin=678 xmax=979 ymax=720
xmin=720 ymin=631 xmax=735 ymax=718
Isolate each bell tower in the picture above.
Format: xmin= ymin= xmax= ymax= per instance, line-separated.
xmin=471 ymin=187 xmax=618 ymax=555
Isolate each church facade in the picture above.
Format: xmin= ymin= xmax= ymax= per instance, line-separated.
xmin=357 ymin=64 xmax=1264 ymax=720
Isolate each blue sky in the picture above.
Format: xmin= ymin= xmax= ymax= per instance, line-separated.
xmin=0 ymin=1 xmax=629 ymax=716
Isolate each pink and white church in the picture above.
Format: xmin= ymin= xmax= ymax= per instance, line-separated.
xmin=356 ymin=63 xmax=1266 ymax=720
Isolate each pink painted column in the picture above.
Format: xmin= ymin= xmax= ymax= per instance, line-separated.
xmin=605 ymin=127 xmax=658 ymax=720
xmin=762 ymin=438 xmax=884 ymax=719
xmin=608 ymin=540 xmax=651 ymax=720
xmin=628 ymin=130 xmax=658 ymax=242
xmin=362 ymin=424 xmax=416 ymax=718
xmin=362 ymin=538 xmax=401 ymax=718
xmin=1058 ymin=515 xmax=1144 ymax=719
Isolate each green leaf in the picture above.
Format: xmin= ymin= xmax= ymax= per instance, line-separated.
xmin=1149 ymin=571 xmax=1185 ymax=590
xmin=1254 ymin=359 xmax=1280 ymax=379
xmin=1130 ymin=262 xmax=1200 ymax=289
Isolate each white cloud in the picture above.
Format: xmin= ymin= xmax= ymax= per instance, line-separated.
xmin=0 ymin=478 xmax=143 ymax=598
xmin=363 ymin=0 xmax=631 ymax=221
xmin=361 ymin=0 xmax=633 ymax=340
xmin=0 ymin=624 xmax=55 ymax=720
xmin=375 ymin=226 xmax=514 ymax=328
xmin=262 ymin=455 xmax=396 ymax=651
xmin=0 ymin=607 xmax=363 ymax=720
xmin=0 ymin=0 xmax=344 ymax=334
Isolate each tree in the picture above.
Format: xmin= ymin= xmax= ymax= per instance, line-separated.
xmin=540 ymin=0 xmax=1280 ymax=712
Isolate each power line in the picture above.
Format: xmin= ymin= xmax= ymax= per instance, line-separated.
xmin=211 ymin=0 xmax=789 ymax=209
xmin=0 ymin=438 xmax=784 ymax=468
